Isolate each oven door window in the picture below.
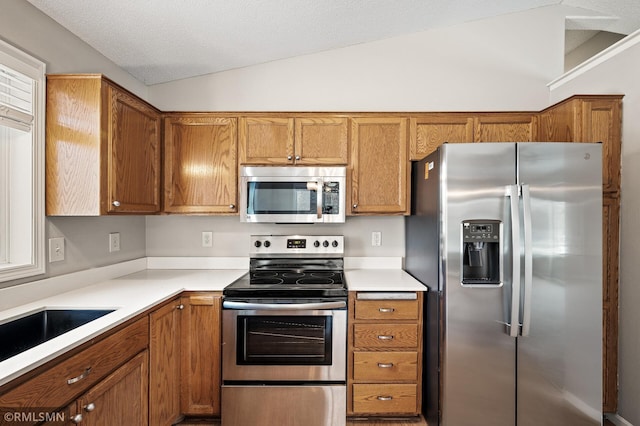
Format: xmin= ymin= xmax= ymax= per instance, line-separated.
xmin=247 ymin=182 xmax=317 ymax=215
xmin=237 ymin=315 xmax=332 ymax=365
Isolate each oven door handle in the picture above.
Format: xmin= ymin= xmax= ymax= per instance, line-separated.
xmin=222 ymin=300 xmax=347 ymax=310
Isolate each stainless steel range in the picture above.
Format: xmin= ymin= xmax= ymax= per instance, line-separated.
xmin=221 ymin=235 xmax=347 ymax=426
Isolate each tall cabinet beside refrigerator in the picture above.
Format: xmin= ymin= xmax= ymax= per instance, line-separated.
xmin=405 ymin=143 xmax=602 ymax=426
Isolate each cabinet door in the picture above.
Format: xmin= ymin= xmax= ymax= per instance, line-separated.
xmin=580 ymin=99 xmax=622 ymax=194
xmin=180 ymin=293 xmax=222 ymax=416
xmin=107 ymin=84 xmax=161 ymax=213
xmin=164 ymin=115 xmax=238 ymax=213
xmin=75 ymin=350 xmax=149 ymax=426
xmin=239 ymin=117 xmax=294 ymax=164
xmin=474 ymin=113 xmax=538 ymax=142
xmin=150 ymin=299 xmax=183 ymax=426
xmin=350 ymin=117 xmax=409 ymax=214
xmin=410 ymin=115 xmax=474 ymax=160
xmin=294 ymin=117 xmax=349 ymax=165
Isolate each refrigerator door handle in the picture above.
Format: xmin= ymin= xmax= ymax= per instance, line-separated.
xmin=507 ymin=184 xmax=521 ymax=337
xmin=520 ymin=184 xmax=533 ymax=337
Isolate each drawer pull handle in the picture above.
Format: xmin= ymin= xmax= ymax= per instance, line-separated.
xmin=67 ymin=367 xmax=92 ymax=385
xmin=379 ymin=308 xmax=395 ymax=313
xmin=378 ymin=335 xmax=394 ymax=340
xmin=377 ymin=362 xmax=394 ymax=368
xmin=377 ymin=396 xmax=393 ymax=401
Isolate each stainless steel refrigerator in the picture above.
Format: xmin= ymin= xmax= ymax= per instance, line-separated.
xmin=405 ymin=143 xmax=602 ymax=426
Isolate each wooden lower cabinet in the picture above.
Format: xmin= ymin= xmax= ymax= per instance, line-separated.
xmin=70 ymin=350 xmax=149 ymax=425
xmin=180 ymin=292 xmax=222 ymax=416
xmin=348 ymin=292 xmax=423 ymax=417
xmin=149 ymin=297 xmax=183 ymax=425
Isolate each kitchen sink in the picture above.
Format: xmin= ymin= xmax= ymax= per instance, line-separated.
xmin=0 ymin=309 xmax=115 ymax=362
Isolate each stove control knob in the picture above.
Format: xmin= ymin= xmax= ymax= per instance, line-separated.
xmin=264 ymin=240 xmax=271 ymax=248
xmin=332 ymin=240 xmax=339 ymax=248
xmin=314 ymin=240 xmax=320 ymax=248
xmin=254 ymin=241 xmax=262 ymax=248
xmin=323 ymin=240 xmax=329 ymax=248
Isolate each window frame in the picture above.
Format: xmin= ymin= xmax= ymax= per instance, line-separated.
xmin=0 ymin=39 xmax=46 ymax=283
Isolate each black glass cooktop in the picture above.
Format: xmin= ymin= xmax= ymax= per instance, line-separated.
xmin=224 ymin=258 xmax=348 ymax=298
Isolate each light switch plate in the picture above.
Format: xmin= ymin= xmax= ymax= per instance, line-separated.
xmin=109 ymin=233 xmax=120 ymax=253
xmin=48 ymin=237 xmax=65 ymax=262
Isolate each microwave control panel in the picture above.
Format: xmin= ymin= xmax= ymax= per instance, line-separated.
xmin=323 ymin=182 xmax=340 ymax=214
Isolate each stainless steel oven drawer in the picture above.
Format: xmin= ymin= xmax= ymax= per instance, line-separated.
xmin=222 ymin=384 xmax=346 ymax=426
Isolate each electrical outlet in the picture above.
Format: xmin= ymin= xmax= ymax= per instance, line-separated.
xmin=202 ymin=231 xmax=213 ymax=247
xmin=371 ymin=231 xmax=382 ymax=247
xmin=109 ymin=233 xmax=120 ymax=253
xmin=48 ymin=237 xmax=65 ymax=262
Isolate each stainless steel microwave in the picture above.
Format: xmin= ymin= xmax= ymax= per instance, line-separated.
xmin=240 ymin=166 xmax=346 ymax=223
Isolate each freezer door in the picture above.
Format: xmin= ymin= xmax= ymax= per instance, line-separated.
xmin=440 ymin=143 xmax=517 ymax=426
xmin=517 ymin=143 xmax=602 ymax=426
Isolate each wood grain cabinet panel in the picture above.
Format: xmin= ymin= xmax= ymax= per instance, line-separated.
xmin=350 ymin=117 xmax=409 ymax=215
xmin=239 ymin=116 xmax=294 ymax=164
xmin=46 ymin=74 xmax=161 ymax=215
xmin=72 ymin=350 xmax=149 ymax=426
xmin=348 ymin=292 xmax=423 ymax=418
xmin=410 ymin=114 xmax=474 ymax=160
xmin=150 ymin=298 xmax=183 ymax=426
xmin=239 ymin=115 xmax=349 ymax=165
xmin=353 ymin=352 xmax=418 ymax=381
xmin=180 ymin=292 xmax=222 ymax=416
xmin=352 ymin=384 xmax=418 ymax=414
xmin=163 ymin=115 xmax=238 ymax=214
xmin=474 ymin=113 xmax=538 ymax=142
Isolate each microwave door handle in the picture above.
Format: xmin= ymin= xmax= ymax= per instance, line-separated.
xmin=317 ymin=179 xmax=323 ymax=220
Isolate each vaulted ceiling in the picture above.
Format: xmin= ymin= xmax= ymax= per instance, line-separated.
xmin=26 ymin=0 xmax=640 ymax=85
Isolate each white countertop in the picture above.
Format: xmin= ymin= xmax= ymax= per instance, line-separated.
xmin=0 ymin=260 xmax=425 ymax=388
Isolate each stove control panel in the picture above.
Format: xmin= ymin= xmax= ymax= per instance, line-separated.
xmin=250 ymin=235 xmax=344 ymax=256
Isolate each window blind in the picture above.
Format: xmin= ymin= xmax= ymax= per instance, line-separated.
xmin=0 ymin=64 xmax=33 ymax=132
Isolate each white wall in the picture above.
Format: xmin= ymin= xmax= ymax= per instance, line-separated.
xmin=550 ymin=34 xmax=640 ymax=425
xmin=0 ymin=0 xmax=148 ymax=288
xmin=149 ymin=6 xmax=567 ymax=112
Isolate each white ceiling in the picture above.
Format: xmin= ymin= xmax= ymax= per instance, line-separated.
xmin=26 ymin=0 xmax=640 ymax=85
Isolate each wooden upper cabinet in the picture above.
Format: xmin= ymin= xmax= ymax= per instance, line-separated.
xmin=474 ymin=113 xmax=538 ymax=142
xmin=164 ymin=115 xmax=238 ymax=214
xmin=46 ymin=74 xmax=161 ymax=215
xmin=410 ymin=114 xmax=474 ymax=160
xmin=239 ymin=116 xmax=294 ymax=164
xmin=538 ymin=95 xmax=623 ymax=193
xmin=294 ymin=117 xmax=349 ymax=164
xmin=239 ymin=115 xmax=349 ymax=165
xmin=350 ymin=117 xmax=409 ymax=215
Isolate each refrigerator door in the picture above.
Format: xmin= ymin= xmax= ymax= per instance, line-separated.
xmin=516 ymin=143 xmax=602 ymax=425
xmin=440 ymin=143 xmax=517 ymax=426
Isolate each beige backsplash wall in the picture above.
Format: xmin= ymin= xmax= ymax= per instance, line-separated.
xmin=145 ymin=216 xmax=404 ymax=258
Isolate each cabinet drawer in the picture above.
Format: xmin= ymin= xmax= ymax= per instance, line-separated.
xmin=353 ymin=324 xmax=418 ymax=348
xmin=354 ymin=299 xmax=419 ymax=320
xmin=352 ymin=384 xmax=417 ymax=414
xmin=353 ymin=352 xmax=418 ymax=381
xmin=0 ymin=317 xmax=149 ymax=409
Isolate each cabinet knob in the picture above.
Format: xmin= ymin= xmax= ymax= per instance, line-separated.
xmin=71 ymin=414 xmax=83 ymax=424
xmin=176 ymin=304 xmax=184 ymax=310
xmin=295 ymin=155 xmax=300 ymax=161
xmin=229 ymin=204 xmax=235 ymax=209
xmin=353 ymin=204 xmax=358 ymax=209
xmin=287 ymin=155 xmax=293 ymax=160
xmin=84 ymin=403 xmax=95 ymax=412
xmin=112 ymin=200 xmax=121 ymax=207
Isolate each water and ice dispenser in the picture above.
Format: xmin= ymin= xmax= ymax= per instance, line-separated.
xmin=461 ymin=220 xmax=502 ymax=286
